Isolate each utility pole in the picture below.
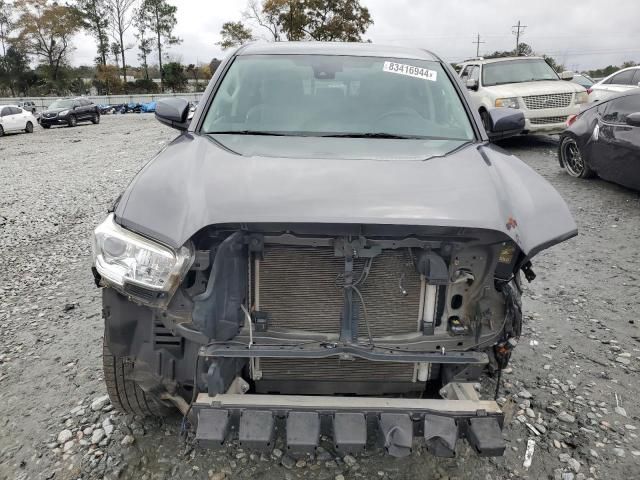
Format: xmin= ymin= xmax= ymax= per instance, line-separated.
xmin=472 ymin=33 xmax=485 ymax=57
xmin=512 ymin=20 xmax=527 ymax=55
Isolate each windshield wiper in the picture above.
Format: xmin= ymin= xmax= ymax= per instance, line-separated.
xmin=206 ymin=130 xmax=289 ymax=136
xmin=320 ymin=132 xmax=422 ymax=139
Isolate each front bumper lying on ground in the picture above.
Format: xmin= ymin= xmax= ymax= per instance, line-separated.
xmin=192 ymin=392 xmax=505 ymax=458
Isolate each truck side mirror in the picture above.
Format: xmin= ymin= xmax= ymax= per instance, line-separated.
xmin=486 ymin=108 xmax=525 ymax=140
xmin=466 ymin=79 xmax=479 ymax=91
xmin=155 ymin=98 xmax=190 ymax=131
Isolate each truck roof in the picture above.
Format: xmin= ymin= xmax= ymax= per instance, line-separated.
xmin=238 ymin=41 xmax=440 ymax=62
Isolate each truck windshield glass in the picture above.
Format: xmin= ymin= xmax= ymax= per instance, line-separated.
xmin=482 ymin=59 xmax=559 ymax=86
xmin=202 ymin=55 xmax=474 ymax=140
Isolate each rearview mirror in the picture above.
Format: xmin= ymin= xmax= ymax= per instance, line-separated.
xmin=466 ymin=78 xmax=478 ymax=91
xmin=626 ymin=112 xmax=640 ymax=127
xmin=485 ymin=108 xmax=525 ymax=140
xmin=155 ymin=98 xmax=190 ymax=131
xmin=560 ymin=71 xmax=574 ymax=80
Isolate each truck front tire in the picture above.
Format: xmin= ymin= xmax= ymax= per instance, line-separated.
xmin=102 ymin=338 xmax=173 ymax=418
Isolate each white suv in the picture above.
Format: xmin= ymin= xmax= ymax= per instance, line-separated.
xmin=457 ymin=56 xmax=588 ymax=135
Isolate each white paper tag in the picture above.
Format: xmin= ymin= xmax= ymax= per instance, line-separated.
xmin=383 ymin=61 xmax=438 ymax=82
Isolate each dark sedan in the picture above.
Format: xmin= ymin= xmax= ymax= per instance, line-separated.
xmin=559 ymin=90 xmax=640 ymax=190
xmin=40 ymin=98 xmax=100 ymax=128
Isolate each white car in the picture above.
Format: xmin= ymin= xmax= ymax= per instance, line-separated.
xmin=457 ymin=56 xmax=588 ymax=135
xmin=588 ymin=66 xmax=640 ymax=103
xmin=0 ymin=105 xmax=38 ymax=136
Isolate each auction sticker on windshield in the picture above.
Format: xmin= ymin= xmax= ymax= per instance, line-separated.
xmin=383 ymin=61 xmax=438 ymax=81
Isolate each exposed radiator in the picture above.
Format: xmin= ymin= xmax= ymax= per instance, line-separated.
xmin=257 ymin=245 xmax=422 ymax=337
xmin=259 ymin=358 xmax=415 ymax=382
xmin=254 ymin=244 xmax=429 ymax=389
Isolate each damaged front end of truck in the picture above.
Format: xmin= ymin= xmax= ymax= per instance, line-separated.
xmin=94 ymin=196 xmax=570 ymax=458
xmin=92 ymin=43 xmax=578 ymax=459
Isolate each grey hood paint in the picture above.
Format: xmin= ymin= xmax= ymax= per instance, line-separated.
xmin=115 ymin=133 xmax=577 ymax=256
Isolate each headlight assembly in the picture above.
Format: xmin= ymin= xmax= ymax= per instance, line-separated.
xmin=59 ymin=110 xmax=69 ymax=116
xmin=495 ymin=97 xmax=519 ymax=109
xmin=92 ymin=214 xmax=193 ymax=294
xmin=575 ymin=91 xmax=588 ymax=104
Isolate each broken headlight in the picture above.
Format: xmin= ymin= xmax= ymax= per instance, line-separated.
xmin=92 ymin=214 xmax=193 ymax=292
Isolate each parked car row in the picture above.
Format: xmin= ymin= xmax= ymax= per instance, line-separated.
xmin=455 ymin=57 xmax=639 ymax=191
xmin=0 ymin=97 xmax=100 ymax=136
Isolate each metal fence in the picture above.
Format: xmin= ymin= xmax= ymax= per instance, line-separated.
xmin=0 ymin=92 xmax=203 ymax=109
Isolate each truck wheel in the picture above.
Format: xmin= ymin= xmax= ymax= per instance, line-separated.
xmin=102 ymin=339 xmax=173 ymax=417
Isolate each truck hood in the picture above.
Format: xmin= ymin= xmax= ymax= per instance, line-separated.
xmin=485 ymin=80 xmax=583 ymax=98
xmin=116 ymin=133 xmax=577 ymax=257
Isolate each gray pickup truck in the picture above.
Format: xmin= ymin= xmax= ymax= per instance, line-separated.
xmin=91 ymin=42 xmax=576 ymax=458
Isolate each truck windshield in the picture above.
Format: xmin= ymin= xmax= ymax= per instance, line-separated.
xmin=202 ymin=54 xmax=474 ymax=141
xmin=482 ymin=59 xmax=559 ymax=86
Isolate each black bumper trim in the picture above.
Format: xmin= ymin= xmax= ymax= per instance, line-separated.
xmin=193 ymin=393 xmax=505 ymax=458
xmin=200 ymin=342 xmax=489 ymax=365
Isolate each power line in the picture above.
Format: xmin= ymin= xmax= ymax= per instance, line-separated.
xmin=512 ymin=20 xmax=527 ymax=55
xmin=472 ymin=33 xmax=485 ymax=57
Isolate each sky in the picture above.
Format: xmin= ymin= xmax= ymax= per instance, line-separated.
xmin=69 ymin=0 xmax=640 ymax=72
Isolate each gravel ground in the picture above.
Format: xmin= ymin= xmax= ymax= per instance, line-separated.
xmin=1 ymin=115 xmax=639 ymax=480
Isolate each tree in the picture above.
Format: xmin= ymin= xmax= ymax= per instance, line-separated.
xmin=134 ymin=6 xmax=152 ymax=80
xmin=94 ymin=63 xmax=122 ymax=93
xmin=76 ymin=0 xmax=110 ymax=66
xmin=250 ymin=0 xmax=373 ymax=42
xmin=543 ymin=55 xmax=564 ymax=73
xmin=0 ymin=0 xmax=14 ymax=57
xmin=209 ymin=57 xmax=221 ymax=75
xmin=485 ymin=42 xmax=533 ymax=59
xmin=302 ymin=0 xmax=372 ymax=41
xmin=70 ymin=77 xmax=87 ymax=95
xmin=105 ymin=0 xmax=136 ymax=89
xmin=218 ymin=21 xmax=253 ymax=50
xmin=162 ymin=61 xmax=186 ymax=92
xmin=133 ymin=77 xmax=157 ymax=93
xmin=587 ymin=61 xmax=637 ymax=79
xmin=186 ymin=63 xmax=199 ymax=89
xmin=0 ymin=46 xmax=29 ymax=96
xmin=14 ymin=0 xmax=83 ymax=83
xmin=110 ymin=41 xmax=121 ymax=65
xmin=244 ymin=0 xmax=280 ymax=41
xmin=140 ymin=0 xmax=180 ymax=92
